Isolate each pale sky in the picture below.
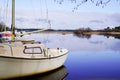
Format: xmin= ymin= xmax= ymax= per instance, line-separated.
xmin=0 ymin=0 xmax=120 ymax=30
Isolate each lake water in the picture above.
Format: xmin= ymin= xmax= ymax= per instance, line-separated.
xmin=13 ymin=33 xmax=120 ymax=80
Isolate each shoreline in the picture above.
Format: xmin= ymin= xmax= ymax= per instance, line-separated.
xmin=41 ymin=30 xmax=120 ymax=35
xmin=83 ymin=31 xmax=120 ymax=35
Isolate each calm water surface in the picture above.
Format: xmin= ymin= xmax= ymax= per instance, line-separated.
xmin=16 ymin=33 xmax=120 ymax=80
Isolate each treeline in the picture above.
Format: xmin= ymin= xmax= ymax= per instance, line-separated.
xmin=73 ymin=27 xmax=92 ymax=34
xmin=74 ymin=26 xmax=120 ymax=34
xmin=1 ymin=21 xmax=120 ymax=33
xmin=103 ymin=26 xmax=120 ymax=32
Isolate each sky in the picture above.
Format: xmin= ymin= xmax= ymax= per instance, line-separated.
xmin=0 ymin=0 xmax=120 ymax=30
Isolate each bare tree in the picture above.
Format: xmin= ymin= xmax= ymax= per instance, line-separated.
xmin=54 ymin=0 xmax=120 ymax=12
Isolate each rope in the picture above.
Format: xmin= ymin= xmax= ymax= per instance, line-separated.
xmin=45 ymin=0 xmax=48 ymax=21
xmin=43 ymin=0 xmax=50 ymax=46
xmin=30 ymin=0 xmax=36 ymax=15
xmin=39 ymin=0 xmax=43 ymax=18
xmin=0 ymin=0 xmax=9 ymax=32
xmin=0 ymin=0 xmax=6 ymax=31
xmin=5 ymin=0 xmax=9 ymax=30
xmin=45 ymin=0 xmax=51 ymax=29
xmin=0 ymin=1 xmax=2 ymax=20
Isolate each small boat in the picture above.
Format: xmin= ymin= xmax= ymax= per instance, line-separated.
xmin=0 ymin=0 xmax=68 ymax=79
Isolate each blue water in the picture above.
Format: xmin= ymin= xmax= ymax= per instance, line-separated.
xmin=65 ymin=51 xmax=120 ymax=80
xmin=15 ymin=33 xmax=120 ymax=80
xmin=62 ymin=34 xmax=120 ymax=80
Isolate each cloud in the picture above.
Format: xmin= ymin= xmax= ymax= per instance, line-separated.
xmin=110 ymin=42 xmax=120 ymax=51
xmin=112 ymin=14 xmax=120 ymax=23
xmin=89 ymin=20 xmax=104 ymax=23
xmin=16 ymin=17 xmax=28 ymax=22
xmin=3 ymin=9 xmax=120 ymax=30
xmin=35 ymin=18 xmax=48 ymax=23
xmin=108 ymin=13 xmax=120 ymax=23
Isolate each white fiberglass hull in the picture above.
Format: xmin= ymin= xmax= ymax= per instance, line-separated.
xmin=0 ymin=53 xmax=68 ymax=79
xmin=0 ymin=41 xmax=68 ymax=79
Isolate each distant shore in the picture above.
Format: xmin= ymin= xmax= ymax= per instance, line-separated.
xmin=1 ymin=28 xmax=120 ymax=35
xmin=81 ymin=31 xmax=120 ymax=35
xmin=41 ymin=30 xmax=120 ymax=35
xmin=17 ymin=28 xmax=120 ymax=35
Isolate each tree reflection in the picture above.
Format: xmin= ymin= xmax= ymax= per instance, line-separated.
xmin=73 ymin=32 xmax=120 ymax=40
xmin=73 ymin=32 xmax=91 ymax=39
xmin=102 ymin=34 xmax=120 ymax=39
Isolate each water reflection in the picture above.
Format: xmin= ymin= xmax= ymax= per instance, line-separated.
xmin=73 ymin=33 xmax=91 ymax=39
xmin=102 ymin=34 xmax=120 ymax=39
xmin=25 ymin=33 xmax=120 ymax=52
xmin=73 ymin=32 xmax=120 ymax=40
xmin=65 ymin=51 xmax=120 ymax=80
xmin=6 ymin=33 xmax=120 ymax=79
xmin=8 ymin=66 xmax=68 ymax=80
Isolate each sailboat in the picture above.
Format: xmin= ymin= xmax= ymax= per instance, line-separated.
xmin=0 ymin=0 xmax=68 ymax=79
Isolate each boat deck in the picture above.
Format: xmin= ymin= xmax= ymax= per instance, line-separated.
xmin=0 ymin=41 xmax=68 ymax=59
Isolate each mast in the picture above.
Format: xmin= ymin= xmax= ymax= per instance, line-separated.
xmin=11 ymin=0 xmax=15 ymax=41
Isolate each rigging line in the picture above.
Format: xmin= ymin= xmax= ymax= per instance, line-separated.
xmin=3 ymin=0 xmax=6 ymax=20
xmin=0 ymin=1 xmax=4 ymax=21
xmin=39 ymin=0 xmax=43 ymax=29
xmin=39 ymin=0 xmax=43 ymax=18
xmin=5 ymin=0 xmax=9 ymax=24
xmin=43 ymin=0 xmax=50 ymax=46
xmin=2 ymin=0 xmax=9 ymax=32
xmin=45 ymin=0 xmax=51 ymax=29
xmin=45 ymin=0 xmax=48 ymax=21
xmin=30 ymin=0 xmax=35 ymax=18
xmin=59 ymin=35 xmax=66 ymax=48
xmin=28 ymin=0 xmax=38 ymax=30
xmin=0 ymin=2 xmax=4 ymax=31
xmin=0 ymin=1 xmax=2 ymax=18
xmin=1 ymin=0 xmax=7 ymax=32
xmin=0 ymin=7 xmax=2 ymax=21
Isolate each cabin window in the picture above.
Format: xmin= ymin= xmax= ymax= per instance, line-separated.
xmin=23 ymin=46 xmax=42 ymax=54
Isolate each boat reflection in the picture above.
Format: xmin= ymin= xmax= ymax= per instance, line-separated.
xmin=8 ymin=66 xmax=68 ymax=80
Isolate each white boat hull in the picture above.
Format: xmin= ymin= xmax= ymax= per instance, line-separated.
xmin=0 ymin=52 xmax=68 ymax=79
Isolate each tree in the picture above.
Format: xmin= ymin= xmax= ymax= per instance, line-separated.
xmin=54 ymin=0 xmax=120 ymax=12
xmin=115 ymin=26 xmax=120 ymax=30
xmin=114 ymin=26 xmax=120 ymax=32
xmin=0 ymin=22 xmax=10 ymax=32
